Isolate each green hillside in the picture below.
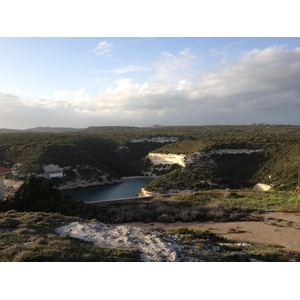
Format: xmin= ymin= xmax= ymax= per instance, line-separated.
xmin=0 ymin=125 xmax=299 ymax=191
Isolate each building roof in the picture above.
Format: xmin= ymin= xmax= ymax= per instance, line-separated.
xmin=0 ymin=166 xmax=11 ymax=175
xmin=44 ymin=164 xmax=63 ymax=173
xmin=47 ymin=170 xmax=63 ymax=174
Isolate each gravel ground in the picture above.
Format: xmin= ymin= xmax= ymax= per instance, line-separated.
xmin=119 ymin=212 xmax=300 ymax=253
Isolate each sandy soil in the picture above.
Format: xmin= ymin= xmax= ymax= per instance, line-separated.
xmin=119 ymin=212 xmax=300 ymax=253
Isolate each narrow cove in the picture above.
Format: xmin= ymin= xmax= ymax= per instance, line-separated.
xmin=61 ymin=177 xmax=154 ymax=203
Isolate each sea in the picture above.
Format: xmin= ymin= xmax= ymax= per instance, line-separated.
xmin=61 ymin=177 xmax=154 ymax=203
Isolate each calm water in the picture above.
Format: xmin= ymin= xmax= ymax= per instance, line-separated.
xmin=61 ymin=177 xmax=154 ymax=202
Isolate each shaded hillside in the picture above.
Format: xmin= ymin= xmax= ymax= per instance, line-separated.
xmin=142 ymin=126 xmax=300 ymax=192
xmin=146 ymin=142 xmax=300 ymax=192
xmin=0 ymin=130 xmax=182 ymax=184
xmin=252 ymin=142 xmax=300 ymax=190
xmin=0 ymin=125 xmax=299 ymax=191
xmin=0 ymin=133 xmax=121 ymax=177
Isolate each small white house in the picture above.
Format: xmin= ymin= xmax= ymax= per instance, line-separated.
xmin=44 ymin=164 xmax=64 ymax=178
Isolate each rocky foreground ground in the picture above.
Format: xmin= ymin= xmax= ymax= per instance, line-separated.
xmin=56 ymin=211 xmax=300 ymax=262
xmin=56 ymin=222 xmax=182 ymax=262
xmin=2 ymin=208 xmax=300 ymax=262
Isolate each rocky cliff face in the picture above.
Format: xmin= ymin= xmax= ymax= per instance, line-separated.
xmin=141 ymin=153 xmax=186 ymax=177
xmin=3 ymin=179 xmax=24 ymax=199
xmin=142 ymin=147 xmax=266 ymax=193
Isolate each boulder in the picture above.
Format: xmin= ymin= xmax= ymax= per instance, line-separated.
xmin=253 ymin=183 xmax=272 ymax=192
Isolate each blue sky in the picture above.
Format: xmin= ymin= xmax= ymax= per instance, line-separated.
xmin=1 ymin=37 xmax=300 ymax=128
xmin=1 ymin=1 xmax=300 ymax=129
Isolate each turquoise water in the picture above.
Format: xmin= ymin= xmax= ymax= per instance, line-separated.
xmin=61 ymin=177 xmax=154 ymax=202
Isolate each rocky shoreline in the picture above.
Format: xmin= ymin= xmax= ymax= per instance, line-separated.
xmin=57 ymin=178 xmax=123 ymax=191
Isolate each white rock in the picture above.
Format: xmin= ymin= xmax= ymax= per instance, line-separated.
xmin=253 ymin=183 xmax=272 ymax=192
xmin=147 ymin=153 xmax=186 ymax=167
xmin=56 ymin=222 xmax=182 ymax=262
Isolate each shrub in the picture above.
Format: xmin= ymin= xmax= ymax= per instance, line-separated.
xmin=171 ymin=227 xmax=196 ymax=235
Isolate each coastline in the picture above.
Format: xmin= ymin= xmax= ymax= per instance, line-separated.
xmin=59 ymin=176 xmax=155 ymax=191
xmin=58 ymin=179 xmax=123 ymax=191
xmin=121 ymin=176 xmax=156 ymax=179
xmin=59 ymin=176 xmax=155 ymax=202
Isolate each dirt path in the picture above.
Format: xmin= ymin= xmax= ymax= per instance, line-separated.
xmin=119 ymin=212 xmax=300 ymax=253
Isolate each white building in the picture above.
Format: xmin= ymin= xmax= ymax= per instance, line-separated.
xmin=44 ymin=164 xmax=64 ymax=178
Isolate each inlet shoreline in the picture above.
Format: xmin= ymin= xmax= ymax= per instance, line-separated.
xmin=60 ymin=176 xmax=154 ymax=202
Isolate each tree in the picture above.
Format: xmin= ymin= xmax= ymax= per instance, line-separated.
xmin=10 ymin=175 xmax=61 ymax=211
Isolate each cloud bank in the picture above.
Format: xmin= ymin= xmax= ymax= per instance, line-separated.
xmin=1 ymin=46 xmax=300 ymax=129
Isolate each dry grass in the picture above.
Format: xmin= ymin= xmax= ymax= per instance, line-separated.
xmin=0 ymin=210 xmax=140 ymax=262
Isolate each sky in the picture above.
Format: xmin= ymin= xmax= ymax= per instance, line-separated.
xmin=1 ymin=2 xmax=300 ymax=129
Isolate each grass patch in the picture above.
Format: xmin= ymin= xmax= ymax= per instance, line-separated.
xmin=227 ymin=228 xmax=247 ymax=234
xmin=244 ymin=244 xmax=300 ymax=262
xmin=171 ymin=227 xmax=197 ymax=236
xmin=171 ymin=227 xmax=228 ymax=243
xmin=170 ymin=228 xmax=300 ymax=262
xmin=173 ymin=190 xmax=300 ymax=213
xmin=0 ymin=211 xmax=140 ymax=262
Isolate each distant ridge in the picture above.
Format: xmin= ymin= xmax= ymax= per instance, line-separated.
xmin=150 ymin=124 xmax=165 ymax=128
xmin=0 ymin=128 xmax=22 ymax=133
xmin=0 ymin=126 xmax=144 ymax=134
xmin=0 ymin=127 xmax=79 ymax=133
xmin=25 ymin=127 xmax=79 ymax=133
xmin=0 ymin=124 xmax=297 ymax=134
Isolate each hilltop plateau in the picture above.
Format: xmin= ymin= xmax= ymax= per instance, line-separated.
xmin=0 ymin=125 xmax=299 ymax=195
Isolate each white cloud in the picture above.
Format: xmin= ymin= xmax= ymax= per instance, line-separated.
xmin=175 ymin=80 xmax=187 ymax=91
xmin=91 ymin=41 xmax=112 ymax=55
xmin=187 ymin=46 xmax=300 ymax=107
xmin=95 ymin=65 xmax=149 ymax=75
xmin=1 ymin=46 xmax=300 ymax=128
xmin=151 ymin=48 xmax=199 ymax=86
